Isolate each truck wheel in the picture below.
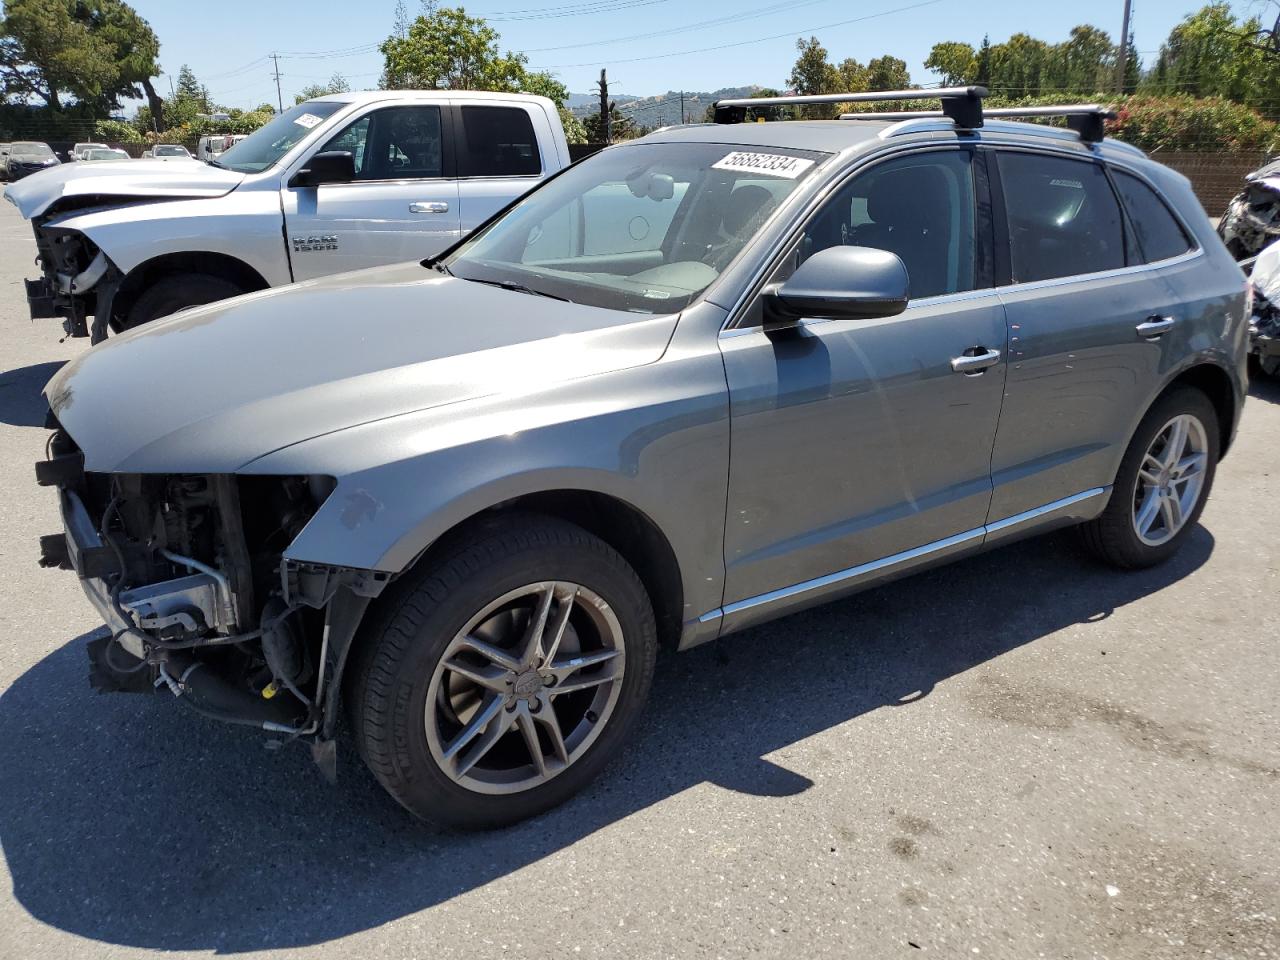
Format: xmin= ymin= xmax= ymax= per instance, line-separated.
xmin=1080 ymin=388 xmax=1219 ymax=569
xmin=115 ymin=274 xmax=244 ymax=334
xmin=347 ymin=514 xmax=658 ymax=828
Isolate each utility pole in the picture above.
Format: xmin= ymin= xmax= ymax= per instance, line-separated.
xmin=271 ymin=53 xmax=284 ymax=112
xmin=597 ymin=69 xmax=611 ymax=143
xmin=1115 ymin=0 xmax=1132 ymax=94
xmin=680 ymin=90 xmax=685 ymax=124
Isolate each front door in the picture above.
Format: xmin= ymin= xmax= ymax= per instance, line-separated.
xmin=719 ymin=147 xmax=1007 ymax=624
xmin=282 ymin=103 xmax=460 ymax=280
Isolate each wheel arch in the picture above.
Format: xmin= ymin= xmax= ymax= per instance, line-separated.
xmin=394 ymin=489 xmax=686 ymax=652
xmin=1158 ymin=360 xmax=1240 ymax=458
xmin=113 ymin=251 xmax=270 ymax=325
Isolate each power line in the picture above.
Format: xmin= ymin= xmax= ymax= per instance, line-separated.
xmin=537 ymin=0 xmax=944 ymax=68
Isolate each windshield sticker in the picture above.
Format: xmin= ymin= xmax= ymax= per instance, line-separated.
xmin=293 ymin=113 xmax=324 ymax=129
xmin=711 ymin=151 xmax=814 ymax=179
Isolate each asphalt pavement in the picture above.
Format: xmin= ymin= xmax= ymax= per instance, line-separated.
xmin=0 ymin=199 xmax=1276 ymax=959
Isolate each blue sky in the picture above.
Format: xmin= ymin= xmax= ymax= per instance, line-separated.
xmin=129 ymin=0 xmax=1221 ymax=112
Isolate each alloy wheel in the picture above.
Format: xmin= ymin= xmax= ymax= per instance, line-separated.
xmin=1131 ymin=413 xmax=1209 ymax=546
xmin=424 ymin=581 xmax=626 ymax=795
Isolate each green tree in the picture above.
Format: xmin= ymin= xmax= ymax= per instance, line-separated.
xmin=0 ymin=0 xmax=163 ymax=120
xmin=835 ymin=58 xmax=868 ymax=94
xmin=788 ymin=36 xmax=840 ymax=117
xmin=1145 ymin=4 xmax=1280 ymax=115
xmin=379 ymin=5 xmax=566 ymax=108
xmin=925 ymin=41 xmax=977 ymax=86
xmin=974 ymin=34 xmax=992 ymax=87
xmin=295 ymin=72 xmax=351 ymax=104
xmin=866 ymin=54 xmax=910 ymax=91
xmin=988 ymin=33 xmax=1051 ymax=97
xmin=1046 ymin=24 xmax=1114 ymax=93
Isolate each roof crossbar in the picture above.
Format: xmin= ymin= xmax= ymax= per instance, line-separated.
xmin=712 ymin=86 xmax=987 ymax=127
xmin=838 ymin=103 xmax=1117 ymax=143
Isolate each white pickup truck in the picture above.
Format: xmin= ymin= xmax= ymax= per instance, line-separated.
xmin=4 ymin=90 xmax=571 ymax=341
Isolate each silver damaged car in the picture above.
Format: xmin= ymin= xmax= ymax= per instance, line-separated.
xmin=37 ymin=89 xmax=1248 ymax=827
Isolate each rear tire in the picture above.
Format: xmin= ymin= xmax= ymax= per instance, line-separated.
xmin=1080 ymin=387 xmax=1219 ymax=569
xmin=347 ymin=514 xmax=658 ymax=828
xmin=115 ymin=273 xmax=244 ymax=334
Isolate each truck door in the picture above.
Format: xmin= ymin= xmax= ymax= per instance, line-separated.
xmin=281 ymin=103 xmax=460 ymax=280
xmin=453 ymin=102 xmax=550 ymax=238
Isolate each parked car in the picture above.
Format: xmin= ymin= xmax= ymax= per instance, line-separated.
xmin=1247 ymin=238 xmax=1280 ymax=377
xmin=4 ymin=141 xmax=60 ymax=180
xmin=69 ymin=142 xmax=110 ymax=161
xmin=82 ymin=148 xmax=131 ymax=162
xmin=195 ymin=133 xmax=248 ymax=163
xmin=35 ymin=89 xmax=1246 ymax=827
xmin=0 ymin=144 xmax=10 ymax=180
xmin=5 ymin=91 xmax=572 ymax=341
xmin=1218 ymin=156 xmax=1280 ymax=260
xmin=149 ymin=143 xmax=193 ymax=160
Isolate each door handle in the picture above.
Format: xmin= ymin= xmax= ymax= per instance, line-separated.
xmin=950 ymin=347 xmax=1002 ymax=375
xmin=1136 ymin=315 xmax=1175 ymax=340
xmin=409 ymin=201 xmax=449 ymax=214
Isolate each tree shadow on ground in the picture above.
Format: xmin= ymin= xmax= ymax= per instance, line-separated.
xmin=0 ymin=526 xmax=1213 ymax=952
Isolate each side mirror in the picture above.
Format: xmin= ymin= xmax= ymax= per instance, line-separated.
xmin=762 ymin=245 xmax=909 ymax=332
xmin=290 ymin=150 xmax=356 ymax=188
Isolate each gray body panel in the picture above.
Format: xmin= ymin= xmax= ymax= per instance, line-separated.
xmin=45 ymin=118 xmax=1248 ymax=650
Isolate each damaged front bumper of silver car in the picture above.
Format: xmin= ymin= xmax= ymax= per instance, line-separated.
xmin=35 ymin=423 xmax=387 ymax=777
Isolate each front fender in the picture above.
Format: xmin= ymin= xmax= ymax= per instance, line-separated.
xmin=243 ymin=346 xmax=732 ymax=633
xmin=48 ymin=191 xmax=290 ymax=286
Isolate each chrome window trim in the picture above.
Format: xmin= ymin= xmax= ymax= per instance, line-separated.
xmin=699 ymin=488 xmax=1108 ymax=622
xmin=999 ymin=246 xmax=1203 ymax=295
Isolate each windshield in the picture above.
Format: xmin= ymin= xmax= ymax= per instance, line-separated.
xmin=154 ymin=145 xmax=187 ymax=156
xmin=215 ymin=101 xmax=345 ymax=173
xmin=444 ymin=142 xmax=827 ymax=314
xmin=11 ymin=143 xmax=53 ymax=158
xmin=88 ymin=149 xmax=127 ymax=160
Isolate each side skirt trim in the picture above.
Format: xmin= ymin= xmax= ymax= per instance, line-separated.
xmin=703 ymin=486 xmax=1109 ymax=624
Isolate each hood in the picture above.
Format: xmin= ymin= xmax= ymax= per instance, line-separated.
xmin=3 ymin=158 xmax=244 ymax=219
xmin=46 ymin=262 xmax=678 ymax=474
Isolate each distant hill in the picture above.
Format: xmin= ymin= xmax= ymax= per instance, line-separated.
xmin=570 ymin=86 xmax=761 ymax=130
xmin=565 ymin=92 xmax=641 ymax=111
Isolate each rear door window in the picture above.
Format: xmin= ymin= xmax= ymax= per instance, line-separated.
xmin=996 ymin=152 xmax=1125 ymax=283
xmin=458 ymin=106 xmax=541 ymax=177
xmin=1111 ymin=169 xmax=1193 ymax=263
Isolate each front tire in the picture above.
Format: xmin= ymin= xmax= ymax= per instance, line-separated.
xmin=348 ymin=514 xmax=658 ymax=828
xmin=115 ymin=273 xmax=244 ymax=335
xmin=1080 ymin=387 xmax=1219 ymax=569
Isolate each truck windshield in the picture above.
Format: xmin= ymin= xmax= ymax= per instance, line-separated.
xmin=443 ymin=141 xmax=827 ymax=314
xmin=216 ymin=101 xmax=345 ymax=173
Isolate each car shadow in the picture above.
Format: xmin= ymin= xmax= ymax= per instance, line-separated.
xmin=1248 ymin=372 xmax=1280 ymax=404
xmin=0 ymin=526 xmax=1213 ymax=952
xmin=0 ymin=360 xmax=62 ymax=428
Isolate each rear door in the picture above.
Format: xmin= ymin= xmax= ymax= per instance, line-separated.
xmin=454 ymin=102 xmax=552 ymax=238
xmin=281 ymin=102 xmax=460 ymax=279
xmin=986 ymin=148 xmax=1190 ymax=525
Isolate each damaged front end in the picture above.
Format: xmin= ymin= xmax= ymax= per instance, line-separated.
xmin=27 ymin=217 xmax=123 ymax=342
xmin=1218 ymin=159 xmax=1280 ymax=261
xmin=36 ymin=425 xmax=386 ymax=778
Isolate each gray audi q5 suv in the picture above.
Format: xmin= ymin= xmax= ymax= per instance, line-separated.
xmin=37 ymin=89 xmax=1247 ymax=826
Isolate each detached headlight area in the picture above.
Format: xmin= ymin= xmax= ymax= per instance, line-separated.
xmin=36 ymin=427 xmax=385 ymax=767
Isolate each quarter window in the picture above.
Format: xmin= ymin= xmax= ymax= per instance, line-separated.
xmin=1112 ymin=170 xmax=1193 ymax=263
xmin=799 ymin=150 xmax=978 ymax=300
xmin=997 ymin=152 xmax=1125 ymax=282
xmin=459 ymin=106 xmax=541 ymax=177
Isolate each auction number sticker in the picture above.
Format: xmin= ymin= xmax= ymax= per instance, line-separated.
xmin=293 ymin=113 xmax=324 ymax=128
xmin=711 ymin=151 xmax=814 ymax=179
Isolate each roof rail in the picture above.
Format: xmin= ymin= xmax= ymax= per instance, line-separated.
xmin=712 ymin=86 xmax=987 ymax=128
xmin=838 ymin=103 xmax=1117 ymax=143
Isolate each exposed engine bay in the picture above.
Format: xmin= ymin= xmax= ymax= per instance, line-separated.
xmin=1219 ymin=157 xmax=1280 ymax=261
xmin=36 ymin=424 xmax=386 ymax=776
